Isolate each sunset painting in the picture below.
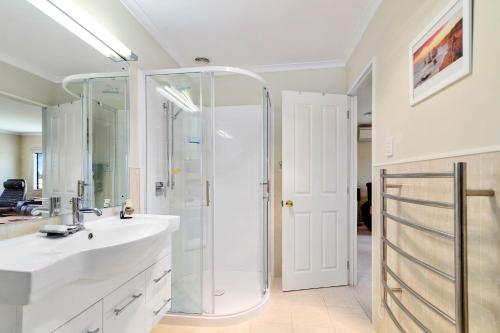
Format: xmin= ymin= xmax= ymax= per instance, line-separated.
xmin=409 ymin=0 xmax=471 ymax=105
xmin=412 ymin=5 xmax=463 ymax=89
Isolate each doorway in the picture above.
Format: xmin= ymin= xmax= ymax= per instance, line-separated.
xmin=348 ymin=64 xmax=373 ymax=319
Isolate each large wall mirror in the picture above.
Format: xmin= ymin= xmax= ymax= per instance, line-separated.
xmin=0 ymin=0 xmax=130 ymax=224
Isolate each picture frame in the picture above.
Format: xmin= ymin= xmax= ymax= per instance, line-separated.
xmin=409 ymin=0 xmax=472 ymax=105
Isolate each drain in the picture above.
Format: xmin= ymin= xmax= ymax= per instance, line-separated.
xmin=214 ymin=289 xmax=225 ymax=296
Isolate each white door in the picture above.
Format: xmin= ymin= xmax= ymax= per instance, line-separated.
xmin=43 ymin=103 xmax=82 ymax=214
xmin=282 ymin=91 xmax=349 ymax=291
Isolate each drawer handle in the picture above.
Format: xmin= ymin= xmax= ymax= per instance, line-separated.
xmin=153 ymin=298 xmax=171 ymax=316
xmin=114 ymin=293 xmax=143 ymax=316
xmin=153 ymin=269 xmax=171 ymax=283
xmin=87 ymin=329 xmax=100 ymax=333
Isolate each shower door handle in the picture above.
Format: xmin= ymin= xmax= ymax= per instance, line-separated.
xmin=206 ymin=181 xmax=210 ymax=207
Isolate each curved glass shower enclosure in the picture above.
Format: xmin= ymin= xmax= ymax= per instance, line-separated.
xmin=145 ymin=67 xmax=270 ymax=316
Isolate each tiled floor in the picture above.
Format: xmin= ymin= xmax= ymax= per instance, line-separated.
xmin=354 ymin=226 xmax=372 ymax=319
xmin=152 ymin=278 xmax=374 ymax=333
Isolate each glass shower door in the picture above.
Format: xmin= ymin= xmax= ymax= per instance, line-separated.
xmin=146 ymin=73 xmax=212 ymax=314
xmin=261 ymin=89 xmax=271 ymax=293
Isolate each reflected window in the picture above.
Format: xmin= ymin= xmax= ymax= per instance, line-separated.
xmin=33 ymin=152 xmax=43 ymax=190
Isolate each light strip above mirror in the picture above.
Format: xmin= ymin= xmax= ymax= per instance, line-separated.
xmin=28 ymin=0 xmax=137 ymax=62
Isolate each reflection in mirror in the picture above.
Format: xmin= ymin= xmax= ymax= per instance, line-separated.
xmin=0 ymin=0 xmax=131 ymax=225
xmin=0 ymin=96 xmax=45 ymax=220
xmin=83 ymin=77 xmax=129 ymax=209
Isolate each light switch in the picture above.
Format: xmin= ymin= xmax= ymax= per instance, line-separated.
xmin=385 ymin=136 xmax=393 ymax=157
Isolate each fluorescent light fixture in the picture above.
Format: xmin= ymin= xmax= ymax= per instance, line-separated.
xmin=156 ymin=86 xmax=199 ymax=112
xmin=216 ymin=129 xmax=233 ymax=139
xmin=28 ymin=0 xmax=137 ymax=61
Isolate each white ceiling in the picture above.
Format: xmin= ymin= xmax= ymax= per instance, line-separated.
xmin=0 ymin=95 xmax=42 ymax=134
xmin=121 ymin=0 xmax=381 ymax=68
xmin=0 ymin=0 xmax=125 ymax=82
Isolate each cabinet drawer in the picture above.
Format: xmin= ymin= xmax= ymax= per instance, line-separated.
xmin=145 ymin=256 xmax=172 ymax=329
xmin=148 ymin=296 xmax=171 ymax=329
xmin=146 ymin=255 xmax=171 ymax=301
xmin=103 ymin=272 xmax=146 ymax=333
xmin=53 ymin=301 xmax=102 ymax=333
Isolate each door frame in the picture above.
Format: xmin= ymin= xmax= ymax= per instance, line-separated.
xmin=346 ymin=57 xmax=376 ymax=286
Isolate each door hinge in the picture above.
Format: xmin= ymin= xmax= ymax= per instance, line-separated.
xmin=347 ymin=110 xmax=350 ymax=119
xmin=347 ymin=261 xmax=350 ymax=270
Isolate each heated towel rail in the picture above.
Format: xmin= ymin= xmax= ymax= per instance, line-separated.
xmin=380 ymin=162 xmax=494 ymax=333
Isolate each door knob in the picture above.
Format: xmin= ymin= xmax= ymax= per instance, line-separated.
xmin=285 ymin=200 xmax=294 ymax=208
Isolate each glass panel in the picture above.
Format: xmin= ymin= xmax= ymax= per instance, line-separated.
xmin=201 ymin=72 xmax=215 ymax=314
xmin=84 ymin=77 xmax=129 ymax=208
xmin=262 ymin=89 xmax=271 ymax=293
xmin=146 ymin=73 xmax=210 ymax=314
xmin=212 ymin=73 xmax=265 ymax=314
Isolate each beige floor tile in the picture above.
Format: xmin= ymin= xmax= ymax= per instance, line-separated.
xmin=152 ymin=282 xmax=374 ymax=333
xmin=152 ymin=323 xmax=250 ymax=333
xmin=292 ymin=325 xmax=336 ymax=333
xmin=322 ymin=288 xmax=361 ymax=308
xmin=255 ymin=305 xmax=292 ymax=325
xmin=327 ymin=311 xmax=374 ymax=333
xmin=291 ymin=306 xmax=332 ymax=328
xmin=249 ymin=320 xmax=293 ymax=333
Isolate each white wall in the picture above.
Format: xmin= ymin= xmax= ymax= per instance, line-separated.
xmin=347 ymin=0 xmax=500 ymax=165
xmin=0 ymin=61 xmax=71 ymax=106
xmin=214 ymin=105 xmax=263 ymax=273
xmin=0 ymin=133 xmax=21 ymax=193
xmin=357 ymin=141 xmax=372 ymax=202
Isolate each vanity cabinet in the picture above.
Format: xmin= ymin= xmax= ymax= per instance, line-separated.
xmin=53 ymin=301 xmax=102 ymax=333
xmin=48 ymin=255 xmax=172 ymax=333
xmin=0 ymin=215 xmax=179 ymax=333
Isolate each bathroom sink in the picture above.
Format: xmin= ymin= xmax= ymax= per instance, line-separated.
xmin=0 ymin=214 xmax=179 ymax=306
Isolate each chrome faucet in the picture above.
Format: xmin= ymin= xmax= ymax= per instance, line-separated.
xmin=71 ymin=197 xmax=103 ymax=230
xmin=31 ymin=197 xmax=61 ymax=217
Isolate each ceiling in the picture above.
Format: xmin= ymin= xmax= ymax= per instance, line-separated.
xmin=0 ymin=0 xmax=125 ymax=82
xmin=0 ymin=95 xmax=42 ymax=134
xmin=121 ymin=0 xmax=381 ymax=68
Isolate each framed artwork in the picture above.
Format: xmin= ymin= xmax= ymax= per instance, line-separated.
xmin=409 ymin=0 xmax=472 ymax=105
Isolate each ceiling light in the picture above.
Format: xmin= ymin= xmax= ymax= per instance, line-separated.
xmin=156 ymin=86 xmax=199 ymax=112
xmin=28 ymin=0 xmax=137 ymax=62
xmin=194 ymin=57 xmax=210 ymax=64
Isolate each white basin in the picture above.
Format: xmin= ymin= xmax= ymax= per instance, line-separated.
xmin=0 ymin=214 xmax=179 ymax=306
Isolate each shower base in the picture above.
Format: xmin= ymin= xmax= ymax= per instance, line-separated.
xmin=162 ymin=270 xmax=270 ymax=326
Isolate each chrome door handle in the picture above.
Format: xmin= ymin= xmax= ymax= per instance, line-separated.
xmin=153 ymin=269 xmax=171 ymax=283
xmin=114 ymin=293 xmax=142 ymax=316
xmin=87 ymin=329 xmax=100 ymax=333
xmin=153 ymin=298 xmax=171 ymax=316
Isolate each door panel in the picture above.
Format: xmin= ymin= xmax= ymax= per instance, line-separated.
xmin=282 ymin=91 xmax=348 ymax=291
xmin=43 ymin=103 xmax=82 ymax=214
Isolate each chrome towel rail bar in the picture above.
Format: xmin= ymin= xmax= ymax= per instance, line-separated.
xmin=381 ymin=162 xmax=495 ymax=333
xmin=382 ymin=237 xmax=455 ymax=282
xmin=382 ymin=192 xmax=454 ymax=209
